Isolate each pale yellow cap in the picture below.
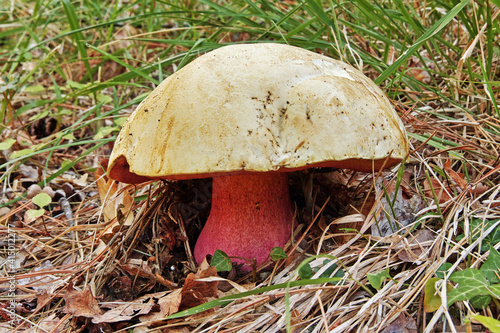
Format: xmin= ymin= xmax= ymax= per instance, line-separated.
xmin=108 ymin=43 xmax=409 ymax=183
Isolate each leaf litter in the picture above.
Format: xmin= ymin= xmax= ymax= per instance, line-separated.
xmin=2 ymin=77 xmax=499 ymax=333
xmin=1 ymin=2 xmax=499 ymax=333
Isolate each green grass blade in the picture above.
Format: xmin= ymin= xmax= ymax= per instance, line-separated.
xmin=86 ymin=44 xmax=160 ymax=85
xmin=60 ymin=0 xmax=93 ymax=82
xmin=165 ymin=276 xmax=342 ymax=320
xmin=375 ymin=0 xmax=471 ymax=84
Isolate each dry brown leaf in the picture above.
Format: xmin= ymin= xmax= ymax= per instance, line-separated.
xmin=63 ymin=284 xmax=103 ymax=317
xmin=73 ymin=173 xmax=88 ymax=187
xmin=95 ymin=166 xmax=118 ymax=222
xmin=112 ymin=24 xmax=138 ymax=50
xmin=92 ymin=291 xmax=167 ymax=324
xmin=180 ymin=266 xmax=219 ymax=310
xmin=119 ymin=261 xmax=176 ymax=291
xmin=0 ymin=206 xmax=10 ymax=217
xmin=471 ymin=183 xmax=489 ymax=196
xmin=35 ymin=290 xmax=53 ymax=312
xmin=95 ymin=167 xmax=134 ymax=224
xmin=138 ymin=289 xmax=183 ymax=324
xmin=444 ymin=160 xmax=468 ymax=190
xmin=158 ymin=289 xmax=183 ymax=317
xmin=397 ymin=229 xmax=436 ymax=263
xmin=423 ymin=178 xmax=453 ymax=203
xmin=18 ymin=163 xmax=39 ymax=180
xmin=407 ymin=56 xmax=431 ymax=84
xmin=33 ymin=314 xmax=62 ymax=333
xmin=408 ymin=68 xmax=431 ymax=83
xmin=17 ymin=261 xmax=61 ymax=293
xmin=381 ymin=314 xmax=417 ymax=333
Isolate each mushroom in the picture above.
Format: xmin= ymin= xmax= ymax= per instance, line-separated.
xmin=107 ymin=43 xmax=409 ymax=270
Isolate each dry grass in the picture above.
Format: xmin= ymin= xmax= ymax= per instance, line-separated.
xmin=1 ymin=1 xmax=499 ymax=332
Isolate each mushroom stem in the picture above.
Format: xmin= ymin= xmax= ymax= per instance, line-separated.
xmin=194 ymin=173 xmax=295 ymax=270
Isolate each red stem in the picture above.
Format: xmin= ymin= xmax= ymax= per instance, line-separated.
xmin=194 ymin=172 xmax=295 ymax=270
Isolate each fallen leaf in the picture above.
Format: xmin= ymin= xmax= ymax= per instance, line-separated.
xmin=424 ymin=278 xmax=441 ymax=313
xmin=423 ymin=178 xmax=453 ymax=204
xmin=155 ymin=273 xmax=177 ymax=289
xmin=33 ymin=314 xmax=61 ymax=333
xmin=107 ymin=275 xmax=133 ymax=301
xmin=35 ymin=290 xmax=53 ymax=312
xmin=371 ymin=178 xmax=421 ymax=238
xmin=73 ymin=173 xmax=88 ymax=187
xmin=397 ymin=229 xmax=436 ymax=263
xmin=0 ymin=207 xmax=10 ymax=217
xmin=138 ymin=268 xmax=220 ymax=327
xmin=180 ymin=266 xmax=219 ymax=310
xmin=444 ymin=160 xmax=468 ymax=190
xmin=159 ymin=289 xmax=183 ymax=317
xmin=139 ymin=289 xmax=183 ymax=323
xmin=471 ymin=183 xmax=489 ymax=197
xmin=112 ymin=24 xmax=138 ymax=51
xmin=19 ymin=164 xmax=39 ymax=180
xmin=95 ymin=167 xmax=134 ymax=225
xmin=290 ymin=308 xmax=305 ymax=331
xmin=408 ymin=67 xmax=431 ymax=83
xmin=120 ymin=261 xmax=155 ymax=280
xmin=63 ymin=284 xmax=103 ymax=317
xmin=17 ymin=261 xmax=61 ymax=293
xmin=407 ymin=56 xmax=431 ymax=84
xmin=132 ymin=326 xmax=150 ymax=333
xmin=381 ymin=314 xmax=417 ymax=333
xmin=92 ymin=291 xmax=167 ymax=324
xmin=424 ymin=278 xmax=453 ymax=312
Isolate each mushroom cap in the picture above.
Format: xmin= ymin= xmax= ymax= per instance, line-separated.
xmin=108 ymin=43 xmax=409 ymax=183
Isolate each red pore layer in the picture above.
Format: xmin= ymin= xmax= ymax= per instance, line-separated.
xmin=108 ymin=155 xmax=404 ymax=183
xmin=193 ymin=173 xmax=294 ymax=270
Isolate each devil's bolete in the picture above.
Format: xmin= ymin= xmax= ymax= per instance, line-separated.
xmin=107 ymin=43 xmax=409 ymax=270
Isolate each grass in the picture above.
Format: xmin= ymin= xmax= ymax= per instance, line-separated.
xmin=1 ymin=0 xmax=499 ymax=332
